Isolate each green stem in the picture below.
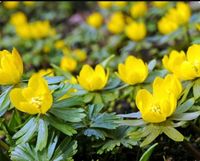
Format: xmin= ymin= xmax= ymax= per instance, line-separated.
xmin=0 ymin=140 xmax=9 ymax=151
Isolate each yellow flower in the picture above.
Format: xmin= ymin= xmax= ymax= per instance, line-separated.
xmin=130 ymin=2 xmax=147 ymax=18
xmin=10 ymin=12 xmax=27 ymax=27
xmin=0 ymin=48 xmax=23 ymax=85
xmin=153 ymin=74 xmax=182 ymax=99
xmin=136 ymin=74 xmax=181 ymax=123
xmin=125 ymin=21 xmax=146 ymax=41
xmin=9 ymin=74 xmax=53 ymax=114
xmin=152 ymin=1 xmax=169 ymax=8
xmin=98 ymin=1 xmax=112 ymax=9
xmin=15 ymin=24 xmax=30 ymax=39
xmin=196 ymin=24 xmax=200 ymax=31
xmin=60 ymin=56 xmax=77 ymax=72
xmin=162 ymin=44 xmax=200 ymax=80
xmin=55 ymin=40 xmax=65 ymax=50
xmin=113 ymin=1 xmax=127 ymax=7
xmin=158 ymin=17 xmax=178 ymax=35
xmin=59 ymin=76 xmax=78 ymax=100
xmin=62 ymin=47 xmax=71 ymax=55
xmin=117 ymin=56 xmax=148 ymax=85
xmin=73 ymin=49 xmax=87 ymax=62
xmin=107 ymin=12 xmax=125 ymax=34
xmin=4 ymin=2 xmax=19 ymax=9
xmin=37 ymin=69 xmax=54 ymax=77
xmin=175 ymin=2 xmax=191 ymax=25
xmin=77 ymin=64 xmax=109 ymax=91
xmin=86 ymin=12 xmax=103 ymax=29
xmin=23 ymin=1 xmax=35 ymax=6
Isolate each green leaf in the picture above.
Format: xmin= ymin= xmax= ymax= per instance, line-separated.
xmin=171 ymin=111 xmax=200 ymax=121
xmin=175 ymin=98 xmax=194 ymax=114
xmin=100 ymin=54 xmax=115 ymax=68
xmin=50 ymin=107 xmax=85 ymax=122
xmin=97 ymin=140 xmax=121 ymax=154
xmin=144 ymin=69 xmax=167 ymax=83
xmin=118 ymin=112 xmax=141 ymax=119
xmin=148 ymin=59 xmax=156 ymax=71
xmin=13 ymin=117 xmax=36 ymax=139
xmin=53 ymin=83 xmax=73 ymax=101
xmin=139 ymin=143 xmax=158 ymax=161
xmin=140 ymin=125 xmax=161 ymax=147
xmin=117 ymin=119 xmax=146 ymax=126
xmin=193 ymin=78 xmax=200 ymax=99
xmin=83 ymin=93 xmax=94 ymax=103
xmin=83 ymin=128 xmax=106 ymax=140
xmin=45 ymin=76 xmax=65 ymax=85
xmin=93 ymin=93 xmax=103 ymax=104
xmin=0 ymin=86 xmax=12 ymax=117
xmin=36 ymin=118 xmax=48 ymax=151
xmin=88 ymin=104 xmax=104 ymax=120
xmin=52 ymin=96 xmax=84 ymax=108
xmin=45 ymin=115 xmax=77 ymax=136
xmin=91 ymin=113 xmax=120 ymax=129
xmin=163 ymin=126 xmax=184 ymax=142
xmin=51 ymin=137 xmax=77 ymax=161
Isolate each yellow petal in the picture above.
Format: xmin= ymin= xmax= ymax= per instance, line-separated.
xmin=187 ymin=44 xmax=200 ymax=64
xmin=142 ymin=110 xmax=166 ymax=123
xmin=41 ymin=93 xmax=53 ymax=114
xmin=9 ymin=88 xmax=26 ymax=108
xmin=20 ymin=102 xmax=39 ymax=114
xmin=136 ymin=89 xmax=153 ymax=112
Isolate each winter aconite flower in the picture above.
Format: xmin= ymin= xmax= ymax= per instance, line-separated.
xmin=158 ymin=2 xmax=191 ymax=35
xmin=152 ymin=1 xmax=169 ymax=8
xmin=10 ymin=12 xmax=27 ymax=27
xmin=98 ymin=1 xmax=112 ymax=9
xmin=3 ymin=2 xmax=19 ymax=9
xmin=130 ymin=2 xmax=147 ymax=19
xmin=136 ymin=74 xmax=182 ymax=123
xmin=10 ymin=74 xmax=53 ymax=114
xmin=77 ymin=64 xmax=109 ymax=91
xmin=0 ymin=48 xmax=23 ymax=85
xmin=163 ymin=44 xmax=200 ymax=80
xmin=107 ymin=12 xmax=125 ymax=34
xmin=60 ymin=56 xmax=77 ymax=72
xmin=125 ymin=21 xmax=146 ymax=41
xmin=117 ymin=56 xmax=148 ymax=85
xmin=86 ymin=12 xmax=103 ymax=29
xmin=37 ymin=68 xmax=54 ymax=77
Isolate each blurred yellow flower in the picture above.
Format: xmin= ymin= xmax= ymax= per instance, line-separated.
xmin=117 ymin=55 xmax=148 ymax=85
xmin=37 ymin=69 xmax=54 ymax=77
xmin=136 ymin=74 xmax=181 ymax=123
xmin=107 ymin=12 xmax=125 ymax=34
xmin=73 ymin=49 xmax=87 ymax=62
xmin=98 ymin=1 xmax=112 ymax=9
xmin=125 ymin=21 xmax=146 ymax=41
xmin=77 ymin=64 xmax=109 ymax=91
xmin=10 ymin=12 xmax=27 ymax=27
xmin=55 ymin=40 xmax=65 ymax=50
xmin=196 ymin=24 xmax=200 ymax=31
xmin=152 ymin=1 xmax=169 ymax=8
xmin=86 ymin=12 xmax=103 ymax=29
xmin=158 ymin=17 xmax=178 ymax=35
xmin=130 ymin=2 xmax=147 ymax=18
xmin=113 ymin=1 xmax=127 ymax=7
xmin=10 ymin=74 xmax=53 ymax=114
xmin=15 ymin=20 xmax=56 ymax=39
xmin=23 ymin=1 xmax=35 ymax=6
xmin=4 ymin=2 xmax=19 ymax=9
xmin=0 ymin=48 xmax=23 ymax=85
xmin=158 ymin=2 xmax=191 ymax=35
xmin=163 ymin=44 xmax=200 ymax=80
xmin=60 ymin=56 xmax=77 ymax=72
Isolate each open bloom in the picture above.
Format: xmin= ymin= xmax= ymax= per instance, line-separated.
xmin=86 ymin=12 xmax=103 ymax=29
xmin=136 ymin=74 xmax=182 ymax=123
xmin=10 ymin=74 xmax=53 ymax=114
xmin=60 ymin=56 xmax=77 ymax=72
xmin=77 ymin=64 xmax=109 ymax=91
xmin=0 ymin=48 xmax=23 ymax=85
xmin=125 ymin=21 xmax=146 ymax=41
xmin=107 ymin=12 xmax=125 ymax=34
xmin=163 ymin=44 xmax=200 ymax=80
xmin=98 ymin=1 xmax=112 ymax=9
xmin=117 ymin=56 xmax=148 ymax=85
xmin=130 ymin=2 xmax=147 ymax=18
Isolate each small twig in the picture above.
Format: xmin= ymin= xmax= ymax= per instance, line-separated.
xmin=0 ymin=140 xmax=9 ymax=151
xmin=182 ymin=141 xmax=200 ymax=160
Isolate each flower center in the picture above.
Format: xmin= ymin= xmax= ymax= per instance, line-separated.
xmin=151 ymin=104 xmax=161 ymax=114
xmin=30 ymin=96 xmax=43 ymax=110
